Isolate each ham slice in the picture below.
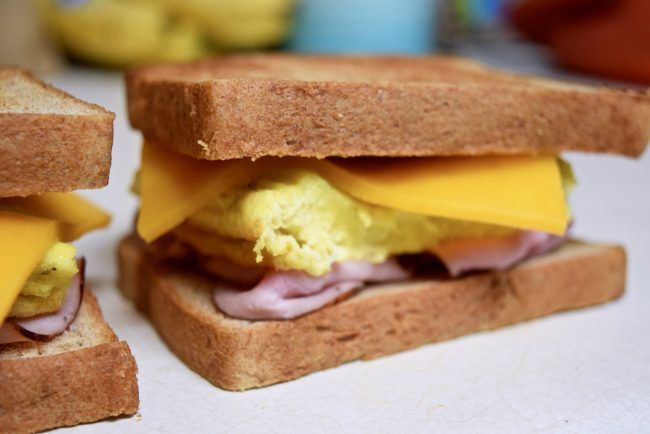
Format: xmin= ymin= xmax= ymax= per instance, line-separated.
xmin=213 ymin=228 xmax=569 ymax=321
xmin=0 ymin=259 xmax=85 ymax=345
xmin=214 ymin=259 xmax=409 ymax=320
xmin=433 ymin=229 xmax=568 ymax=276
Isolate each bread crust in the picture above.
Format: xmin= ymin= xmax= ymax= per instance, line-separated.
xmin=118 ymin=234 xmax=625 ymax=391
xmin=125 ymin=55 xmax=650 ymax=160
xmin=0 ymin=68 xmax=114 ymax=197
xmin=0 ymin=290 xmax=139 ymax=433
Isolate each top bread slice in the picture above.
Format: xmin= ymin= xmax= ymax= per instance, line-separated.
xmin=125 ymin=54 xmax=650 ymax=160
xmin=0 ymin=67 xmax=114 ymax=198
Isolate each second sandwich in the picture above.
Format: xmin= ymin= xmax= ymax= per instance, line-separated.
xmin=0 ymin=67 xmax=138 ymax=432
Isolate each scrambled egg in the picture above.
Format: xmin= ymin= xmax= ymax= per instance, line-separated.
xmin=10 ymin=242 xmax=78 ymax=318
xmin=175 ymin=170 xmax=518 ymax=276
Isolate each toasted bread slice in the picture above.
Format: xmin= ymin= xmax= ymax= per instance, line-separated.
xmin=126 ymin=55 xmax=650 ymax=161
xmin=0 ymin=289 xmax=139 ymax=433
xmin=0 ymin=67 xmax=114 ymax=198
xmin=118 ymin=234 xmax=625 ymax=391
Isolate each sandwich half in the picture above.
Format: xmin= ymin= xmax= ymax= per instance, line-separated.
xmin=0 ymin=68 xmax=138 ymax=432
xmin=121 ymin=55 xmax=650 ymax=391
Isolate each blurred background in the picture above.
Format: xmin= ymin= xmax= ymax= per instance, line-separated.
xmin=0 ymin=0 xmax=648 ymax=85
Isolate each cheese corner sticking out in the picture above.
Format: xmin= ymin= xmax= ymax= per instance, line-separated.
xmin=138 ymin=141 xmax=267 ymax=242
xmin=0 ymin=192 xmax=111 ymax=241
xmin=0 ymin=213 xmax=58 ymax=326
xmin=138 ymin=141 xmax=569 ymax=242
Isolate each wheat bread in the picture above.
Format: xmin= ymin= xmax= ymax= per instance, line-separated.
xmin=0 ymin=67 xmax=114 ymax=197
xmin=118 ymin=234 xmax=625 ymax=391
xmin=125 ymin=55 xmax=650 ymax=161
xmin=0 ymin=289 xmax=139 ymax=433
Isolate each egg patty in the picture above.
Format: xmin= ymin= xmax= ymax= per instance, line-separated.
xmin=9 ymin=242 xmax=78 ymax=318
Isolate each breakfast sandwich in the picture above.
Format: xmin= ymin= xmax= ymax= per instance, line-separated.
xmin=120 ymin=55 xmax=650 ymax=390
xmin=0 ymin=68 xmax=138 ymax=432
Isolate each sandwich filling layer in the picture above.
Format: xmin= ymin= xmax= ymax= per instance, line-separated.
xmin=136 ymin=141 xmax=575 ymax=320
xmin=0 ymin=258 xmax=85 ymax=345
xmin=172 ymin=168 xmax=571 ymax=320
xmin=0 ymin=194 xmax=110 ymax=333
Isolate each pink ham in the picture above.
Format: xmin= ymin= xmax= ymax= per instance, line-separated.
xmin=212 ymin=228 xmax=570 ymax=321
xmin=214 ymin=259 xmax=409 ymax=320
xmin=433 ymin=229 xmax=568 ymax=277
xmin=0 ymin=259 xmax=85 ymax=345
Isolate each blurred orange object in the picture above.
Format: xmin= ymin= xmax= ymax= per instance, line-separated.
xmin=511 ymin=0 xmax=650 ymax=84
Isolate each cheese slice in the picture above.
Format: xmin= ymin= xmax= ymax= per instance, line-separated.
xmin=0 ymin=213 xmax=58 ymax=325
xmin=138 ymin=141 xmax=569 ymax=242
xmin=0 ymin=192 xmax=111 ymax=241
xmin=138 ymin=141 xmax=272 ymax=243
xmin=311 ymin=155 xmax=568 ymax=236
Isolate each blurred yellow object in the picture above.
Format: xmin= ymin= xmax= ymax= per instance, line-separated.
xmin=208 ymin=15 xmax=293 ymax=48
xmin=38 ymin=0 xmax=295 ymax=67
xmin=163 ymin=0 xmax=295 ymax=49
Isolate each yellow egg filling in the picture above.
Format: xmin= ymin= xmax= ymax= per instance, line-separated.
xmin=9 ymin=242 xmax=78 ymax=318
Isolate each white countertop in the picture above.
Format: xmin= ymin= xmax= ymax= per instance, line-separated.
xmin=46 ymin=42 xmax=650 ymax=433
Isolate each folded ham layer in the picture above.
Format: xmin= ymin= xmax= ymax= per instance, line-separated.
xmin=434 ymin=229 xmax=567 ymax=277
xmin=213 ymin=229 xmax=568 ymax=320
xmin=0 ymin=259 xmax=84 ymax=345
xmin=214 ymin=259 xmax=409 ymax=320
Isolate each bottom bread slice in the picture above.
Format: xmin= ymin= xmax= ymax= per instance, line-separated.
xmin=0 ymin=289 xmax=139 ymax=433
xmin=118 ymin=235 xmax=625 ymax=391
